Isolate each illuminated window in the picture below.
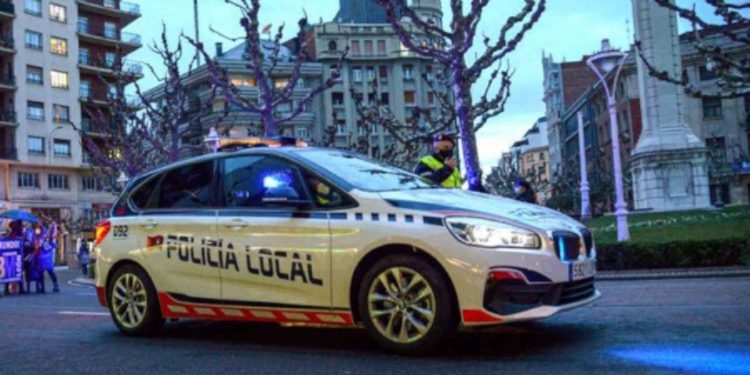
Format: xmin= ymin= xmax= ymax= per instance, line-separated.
xmin=230 ymin=75 xmax=256 ymax=87
xmin=50 ymin=36 xmax=68 ymax=55
xmin=53 ymin=104 xmax=69 ymax=122
xmin=274 ymin=78 xmax=289 ymax=89
xmin=49 ymin=3 xmax=67 ymax=23
xmin=50 ymin=70 xmax=69 ymax=89
xmin=404 ymin=91 xmax=416 ymax=105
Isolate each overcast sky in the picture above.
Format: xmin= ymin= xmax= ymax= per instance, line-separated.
xmin=127 ymin=0 xmax=723 ymax=171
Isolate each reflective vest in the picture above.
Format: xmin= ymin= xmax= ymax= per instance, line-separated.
xmin=420 ymin=155 xmax=462 ymax=188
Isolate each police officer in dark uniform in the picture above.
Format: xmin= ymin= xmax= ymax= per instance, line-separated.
xmin=414 ymin=134 xmax=462 ymax=188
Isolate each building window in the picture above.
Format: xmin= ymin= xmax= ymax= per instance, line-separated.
xmin=702 ymin=97 xmax=723 ymax=119
xmin=404 ymin=91 xmax=416 ymax=105
xmin=425 ymin=65 xmax=434 ymax=80
xmin=80 ymin=80 xmax=91 ymax=98
xmin=377 ymin=40 xmax=386 ymax=54
xmin=364 ymin=40 xmax=373 ymax=55
xmin=25 ymin=0 xmax=42 ymax=16
xmin=336 ymin=122 xmax=347 ymax=135
xmin=104 ymin=21 xmax=117 ymax=39
xmin=50 ymin=70 xmax=69 ymax=89
xmin=105 ymin=52 xmax=117 ymax=67
xmin=351 ymin=40 xmax=360 ymax=55
xmin=328 ymin=40 xmax=337 ymax=51
xmin=540 ymin=152 xmax=545 ymax=161
xmin=366 ymin=66 xmax=376 ymax=81
xmin=50 ymin=36 xmax=68 ymax=56
xmin=329 ymin=65 xmax=341 ymax=81
xmin=48 ymin=174 xmax=70 ymax=190
xmin=380 ymin=93 xmax=389 ymax=105
xmin=53 ymin=139 xmax=71 ymax=156
xmin=27 ymin=101 xmax=44 ymax=120
xmin=26 ymin=65 xmax=43 ymax=85
xmin=25 ymin=30 xmax=42 ymax=50
xmin=78 ymin=16 xmax=89 ymax=33
xmin=49 ymin=3 xmax=66 ymax=23
xmin=273 ymin=78 xmax=289 ymax=89
xmin=230 ymin=75 xmax=256 ymax=87
xmin=403 ymin=65 xmax=414 ymax=80
xmin=379 ymin=66 xmax=388 ymax=80
xmin=18 ymin=172 xmax=40 ymax=189
xmin=79 ymin=48 xmax=89 ymax=65
xmin=295 ymin=128 xmax=310 ymax=140
xmin=81 ymin=175 xmax=100 ymax=191
xmin=427 ymin=92 xmax=435 ymax=105
xmin=352 ymin=67 xmax=362 ymax=82
xmin=332 ymin=92 xmax=344 ymax=106
xmin=53 ymin=104 xmax=69 ymax=122
xmin=107 ymin=83 xmax=117 ymax=99
xmin=27 ymin=136 xmax=44 ymax=154
xmin=699 ymin=66 xmax=719 ymax=81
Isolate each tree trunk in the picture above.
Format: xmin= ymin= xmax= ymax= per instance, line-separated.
xmin=452 ymin=67 xmax=482 ymax=191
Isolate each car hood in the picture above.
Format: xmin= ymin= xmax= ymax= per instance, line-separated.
xmin=379 ymin=189 xmax=584 ymax=232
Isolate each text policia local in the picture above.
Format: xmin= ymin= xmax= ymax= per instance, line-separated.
xmin=153 ymin=234 xmax=324 ymax=286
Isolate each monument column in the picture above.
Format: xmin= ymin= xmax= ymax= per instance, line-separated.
xmin=630 ymin=0 xmax=711 ymax=211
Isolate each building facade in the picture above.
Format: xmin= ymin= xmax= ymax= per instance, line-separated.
xmin=544 ymin=29 xmax=750 ymax=210
xmin=0 ymin=0 xmax=141 ymax=264
xmin=507 ymin=117 xmax=551 ymax=202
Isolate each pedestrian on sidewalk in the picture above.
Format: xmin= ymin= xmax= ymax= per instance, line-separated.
xmin=513 ymin=179 xmax=537 ymax=204
xmin=78 ymin=240 xmax=90 ymax=277
xmin=33 ymin=222 xmax=60 ymax=293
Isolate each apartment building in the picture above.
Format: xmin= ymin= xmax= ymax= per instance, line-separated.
xmin=0 ymin=0 xmax=141 ymax=264
xmin=313 ymin=0 xmax=444 ymax=159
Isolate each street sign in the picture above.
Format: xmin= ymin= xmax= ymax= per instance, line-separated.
xmin=0 ymin=238 xmax=23 ymax=284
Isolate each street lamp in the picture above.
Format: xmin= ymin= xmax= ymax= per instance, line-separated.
xmin=577 ymin=111 xmax=591 ymax=221
xmin=586 ymin=39 xmax=630 ymax=241
xmin=47 ymin=125 xmax=65 ymax=165
xmin=204 ymin=126 xmax=220 ymax=153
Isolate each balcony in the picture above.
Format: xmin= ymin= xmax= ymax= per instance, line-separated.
xmin=0 ymin=110 xmax=16 ymax=126
xmin=0 ymin=36 xmax=13 ymax=54
xmin=76 ymin=0 xmax=140 ymax=26
xmin=77 ymin=21 xmax=142 ymax=53
xmin=78 ymin=53 xmax=143 ymax=79
xmin=0 ymin=146 xmax=16 ymax=160
xmin=0 ymin=1 xmax=14 ymax=18
xmin=0 ymin=75 xmax=15 ymax=91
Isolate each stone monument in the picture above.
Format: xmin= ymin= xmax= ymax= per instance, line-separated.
xmin=629 ymin=0 xmax=711 ymax=211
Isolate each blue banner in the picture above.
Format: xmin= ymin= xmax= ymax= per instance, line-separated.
xmin=0 ymin=238 xmax=23 ymax=284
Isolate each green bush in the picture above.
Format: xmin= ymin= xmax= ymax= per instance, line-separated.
xmin=596 ymin=237 xmax=749 ymax=271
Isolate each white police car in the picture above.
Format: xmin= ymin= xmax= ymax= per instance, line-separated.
xmin=94 ymin=145 xmax=599 ymax=354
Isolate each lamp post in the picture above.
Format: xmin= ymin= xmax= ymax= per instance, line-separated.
xmin=577 ymin=111 xmax=591 ymax=221
xmin=46 ymin=125 xmax=65 ymax=165
xmin=586 ymin=39 xmax=629 ymax=241
xmin=204 ymin=127 xmax=220 ymax=153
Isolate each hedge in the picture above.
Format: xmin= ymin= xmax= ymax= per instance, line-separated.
xmin=596 ymin=237 xmax=749 ymax=271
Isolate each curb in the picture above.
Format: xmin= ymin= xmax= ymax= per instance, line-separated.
xmin=69 ymin=277 xmax=96 ymax=287
xmin=596 ymin=266 xmax=750 ymax=281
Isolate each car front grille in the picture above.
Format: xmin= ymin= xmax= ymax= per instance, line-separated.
xmin=580 ymin=228 xmax=594 ymax=257
xmin=484 ymin=277 xmax=596 ymax=315
xmin=552 ymin=231 xmax=581 ymax=261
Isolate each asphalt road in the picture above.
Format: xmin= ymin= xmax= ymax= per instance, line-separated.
xmin=1 ymin=270 xmax=749 ymax=375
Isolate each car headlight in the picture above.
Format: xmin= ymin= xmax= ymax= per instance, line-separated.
xmin=445 ymin=217 xmax=541 ymax=249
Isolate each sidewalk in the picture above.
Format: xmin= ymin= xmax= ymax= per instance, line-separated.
xmin=596 ymin=266 xmax=750 ymax=281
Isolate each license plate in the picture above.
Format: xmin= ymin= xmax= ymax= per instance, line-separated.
xmin=569 ymin=259 xmax=596 ymax=281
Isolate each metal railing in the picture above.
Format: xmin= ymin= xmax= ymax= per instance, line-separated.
xmin=77 ymin=21 xmax=141 ymax=46
xmin=0 ymin=110 xmax=16 ymax=123
xmin=0 ymin=146 xmax=16 ymax=160
xmin=0 ymin=1 xmax=14 ymax=15
xmin=0 ymin=36 xmax=13 ymax=49
xmin=78 ymin=52 xmax=142 ymax=74
xmin=0 ymin=75 xmax=15 ymax=86
xmin=79 ymin=0 xmax=140 ymax=15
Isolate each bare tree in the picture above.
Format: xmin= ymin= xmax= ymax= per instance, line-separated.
xmin=78 ymin=25 xmax=222 ymax=190
xmin=377 ymin=0 xmax=543 ymax=190
xmin=345 ymin=64 xmax=457 ymax=168
xmin=636 ymin=0 xmax=749 ymax=99
xmin=186 ymin=0 xmax=348 ymax=137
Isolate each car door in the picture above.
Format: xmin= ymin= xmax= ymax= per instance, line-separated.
xmin=215 ymin=154 xmax=332 ymax=308
xmin=129 ymin=159 xmax=220 ymax=299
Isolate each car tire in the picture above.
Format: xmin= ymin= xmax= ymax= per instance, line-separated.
xmin=107 ymin=264 xmax=164 ymax=336
xmin=358 ymin=254 xmax=457 ymax=355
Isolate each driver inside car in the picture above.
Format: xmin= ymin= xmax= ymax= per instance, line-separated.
xmin=306 ymin=176 xmax=341 ymax=207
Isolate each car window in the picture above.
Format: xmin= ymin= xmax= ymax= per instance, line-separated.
xmin=130 ymin=161 xmax=215 ymax=210
xmin=221 ymin=156 xmax=310 ymax=208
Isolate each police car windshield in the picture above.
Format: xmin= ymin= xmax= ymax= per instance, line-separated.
xmin=297 ymin=150 xmax=435 ymax=191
